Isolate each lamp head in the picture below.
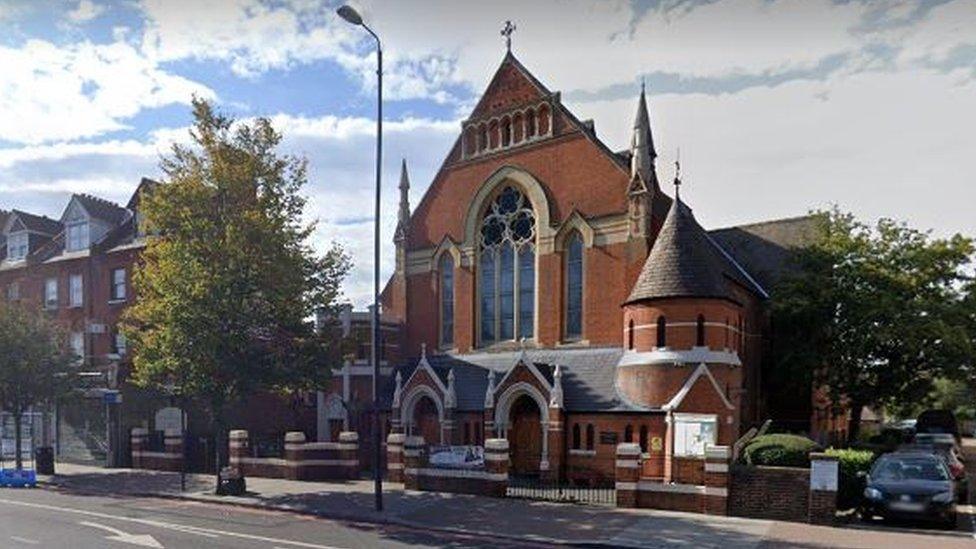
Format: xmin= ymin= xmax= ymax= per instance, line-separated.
xmin=337 ymin=5 xmax=363 ymax=26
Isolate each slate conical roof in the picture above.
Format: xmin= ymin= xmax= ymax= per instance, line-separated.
xmin=626 ymin=194 xmax=737 ymax=304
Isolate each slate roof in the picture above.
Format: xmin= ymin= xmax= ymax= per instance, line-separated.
xmin=75 ymin=194 xmax=129 ymax=225
xmin=126 ymin=178 xmax=160 ymax=211
xmin=708 ymin=215 xmax=819 ymax=291
xmin=391 ymin=347 xmax=642 ymax=413
xmin=627 ymin=194 xmax=765 ymax=304
xmin=9 ymin=210 xmax=62 ymax=235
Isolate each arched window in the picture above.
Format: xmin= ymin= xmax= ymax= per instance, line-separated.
xmin=479 ymin=186 xmax=535 ymax=344
xmin=572 ymin=424 xmax=581 ymax=450
xmin=440 ymin=254 xmax=454 ymax=347
xmin=525 ymin=109 xmax=536 ymax=138
xmin=538 ymin=104 xmax=551 ymax=135
xmin=639 ymin=425 xmax=649 ymax=452
xmin=696 ymin=314 xmax=705 ymax=347
xmin=656 ymin=316 xmax=666 ymax=348
xmin=627 ymin=319 xmax=635 ymax=350
xmin=565 ymin=232 xmax=583 ymax=340
xmin=585 ymin=424 xmax=595 ymax=451
xmin=624 ymin=424 xmax=633 ymax=443
xmin=501 ymin=117 xmax=512 ymax=147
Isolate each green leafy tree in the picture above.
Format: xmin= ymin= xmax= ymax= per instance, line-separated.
xmin=771 ymin=208 xmax=973 ymax=443
xmin=123 ymin=99 xmax=350 ymax=491
xmin=0 ymin=302 xmax=75 ymax=469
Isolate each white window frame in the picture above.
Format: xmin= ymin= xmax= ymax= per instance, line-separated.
xmin=113 ymin=331 xmax=127 ymax=356
xmin=70 ymin=332 xmax=84 ymax=363
xmin=6 ymin=231 xmax=28 ymax=261
xmin=66 ymin=221 xmax=90 ymax=252
xmin=44 ymin=278 xmax=58 ymax=309
xmin=672 ymin=413 xmax=718 ymax=457
xmin=111 ymin=268 xmax=126 ymax=301
xmin=69 ymin=274 xmax=83 ymax=308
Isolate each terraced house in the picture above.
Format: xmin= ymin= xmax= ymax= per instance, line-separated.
xmin=377 ymin=51 xmax=817 ymax=484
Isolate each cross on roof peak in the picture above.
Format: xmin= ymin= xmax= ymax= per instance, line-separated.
xmin=501 ymin=20 xmax=516 ymax=52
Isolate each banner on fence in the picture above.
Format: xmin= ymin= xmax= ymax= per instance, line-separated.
xmin=429 ymin=445 xmax=484 ymax=469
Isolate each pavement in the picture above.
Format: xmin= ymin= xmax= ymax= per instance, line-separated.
xmin=27 ymin=462 xmax=976 ymax=548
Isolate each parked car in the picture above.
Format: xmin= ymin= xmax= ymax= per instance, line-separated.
xmin=916 ymin=410 xmax=960 ymax=441
xmin=861 ymin=451 xmax=957 ymax=528
xmin=899 ymin=444 xmax=968 ymax=504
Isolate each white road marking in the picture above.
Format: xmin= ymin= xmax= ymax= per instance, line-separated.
xmin=79 ymin=521 xmax=164 ymax=548
xmin=9 ymin=536 xmax=39 ymax=545
xmin=0 ymin=498 xmax=345 ymax=549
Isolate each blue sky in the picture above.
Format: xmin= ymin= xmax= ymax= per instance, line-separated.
xmin=1 ymin=0 xmax=974 ymax=306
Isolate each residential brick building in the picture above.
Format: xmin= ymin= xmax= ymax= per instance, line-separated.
xmin=377 ymin=51 xmax=816 ymax=483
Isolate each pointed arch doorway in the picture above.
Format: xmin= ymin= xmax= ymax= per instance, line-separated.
xmin=509 ymin=394 xmax=543 ymax=476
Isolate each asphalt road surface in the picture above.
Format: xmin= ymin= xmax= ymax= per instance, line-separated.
xmin=0 ymin=488 xmax=553 ymax=548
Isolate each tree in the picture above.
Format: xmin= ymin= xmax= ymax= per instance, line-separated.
xmin=123 ymin=98 xmax=351 ymax=492
xmin=771 ymin=208 xmax=973 ymax=443
xmin=0 ymin=302 xmax=75 ymax=469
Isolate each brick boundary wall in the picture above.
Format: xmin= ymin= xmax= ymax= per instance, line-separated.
xmin=729 ymin=464 xmax=810 ymax=521
xmin=130 ymin=427 xmax=183 ymax=472
xmin=618 ymin=444 xmax=729 ymax=515
xmin=226 ymin=429 xmax=360 ymax=481
xmin=403 ymin=436 xmax=509 ymax=498
xmin=386 ymin=433 xmax=405 ymax=483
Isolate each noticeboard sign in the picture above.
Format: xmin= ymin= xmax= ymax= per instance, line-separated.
xmin=428 ymin=445 xmax=485 ymax=469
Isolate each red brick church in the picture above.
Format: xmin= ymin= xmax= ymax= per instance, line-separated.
xmin=376 ymin=51 xmax=814 ymax=483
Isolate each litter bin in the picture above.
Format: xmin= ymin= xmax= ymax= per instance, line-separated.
xmin=35 ymin=447 xmax=54 ymax=475
xmin=216 ymin=466 xmax=245 ymax=496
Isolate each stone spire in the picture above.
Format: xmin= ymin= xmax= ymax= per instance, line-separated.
xmin=445 ymin=368 xmax=457 ymax=409
xmin=392 ymin=370 xmax=403 ymax=408
xmin=394 ymin=159 xmax=410 ymax=243
xmin=630 ymin=81 xmax=657 ymax=186
xmin=549 ymin=365 xmax=563 ymax=409
xmin=484 ymin=369 xmax=496 ymax=408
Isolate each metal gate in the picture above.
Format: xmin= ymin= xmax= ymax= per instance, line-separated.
xmin=506 ymin=475 xmax=616 ymax=506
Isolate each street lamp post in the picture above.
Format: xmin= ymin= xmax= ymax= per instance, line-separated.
xmin=337 ymin=4 xmax=383 ymax=512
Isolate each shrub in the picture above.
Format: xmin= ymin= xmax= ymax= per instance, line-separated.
xmin=741 ymin=434 xmax=822 ymax=467
xmin=826 ymin=447 xmax=876 ymax=510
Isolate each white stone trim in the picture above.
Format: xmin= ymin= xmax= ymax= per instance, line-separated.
xmin=636 ymin=481 xmax=704 ymax=494
xmin=705 ymin=445 xmax=731 ymax=460
xmin=285 ymin=443 xmax=357 ymax=451
xmin=403 ymin=449 xmax=424 ymax=458
xmin=663 ymin=363 xmax=736 ymax=411
xmin=133 ymin=451 xmax=181 ymax=460
xmin=705 ymin=487 xmax=728 ymax=497
xmin=569 ymin=449 xmax=596 ymax=457
xmin=387 ymin=433 xmax=406 ymax=444
xmin=286 ymin=459 xmax=358 ymax=467
xmin=387 ymin=463 xmax=404 ymax=470
xmin=484 ymin=438 xmax=509 ymax=451
xmin=387 ymin=446 xmax=403 ymax=455
xmin=615 ymin=481 xmax=638 ymax=490
xmin=616 ymin=443 xmax=641 ymax=456
xmin=405 ymin=467 xmax=507 ymax=481
xmin=484 ymin=453 xmax=509 ymax=462
xmin=230 ymin=456 xmax=288 ymax=467
xmin=228 ymin=441 xmax=247 ymax=449
xmin=615 ymin=460 xmax=640 ymax=468
xmin=704 ymin=463 xmax=728 ymax=473
xmin=617 ymin=348 xmax=742 ymax=368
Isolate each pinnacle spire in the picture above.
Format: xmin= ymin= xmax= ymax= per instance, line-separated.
xmin=395 ymin=159 xmax=410 ymax=242
xmin=630 ymin=84 xmax=657 ymax=186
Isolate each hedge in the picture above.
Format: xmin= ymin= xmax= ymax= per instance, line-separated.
xmin=741 ymin=434 xmax=822 ymax=467
xmin=826 ymin=447 xmax=876 ymax=510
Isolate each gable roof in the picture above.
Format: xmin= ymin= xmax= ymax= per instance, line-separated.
xmin=73 ymin=194 xmax=129 ymax=225
xmin=708 ymin=215 xmax=819 ymax=291
xmin=389 ymin=347 xmax=640 ymax=413
xmin=7 ymin=210 xmax=62 ymax=236
xmin=127 ymin=177 xmax=161 ymax=211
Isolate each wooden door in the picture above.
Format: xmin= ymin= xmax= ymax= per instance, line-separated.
xmin=414 ymin=397 xmax=441 ymax=446
xmin=509 ymin=395 xmax=542 ymax=476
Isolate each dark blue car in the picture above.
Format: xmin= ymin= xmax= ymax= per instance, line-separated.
xmin=861 ymin=451 xmax=957 ymax=528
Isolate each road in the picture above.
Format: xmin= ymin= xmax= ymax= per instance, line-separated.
xmin=0 ymin=488 xmax=552 ymax=548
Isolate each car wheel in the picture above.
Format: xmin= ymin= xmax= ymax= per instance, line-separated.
xmin=943 ymin=513 xmax=958 ymax=530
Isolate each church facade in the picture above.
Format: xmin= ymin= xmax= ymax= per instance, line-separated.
xmin=377 ymin=51 xmax=814 ymax=483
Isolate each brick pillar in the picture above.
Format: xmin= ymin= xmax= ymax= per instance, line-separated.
xmin=130 ymin=428 xmax=148 ymax=469
xmin=402 ymin=436 xmax=425 ymax=490
xmin=163 ymin=429 xmax=184 ymax=473
xmin=704 ymin=445 xmax=730 ymax=515
xmin=228 ymin=429 xmax=249 ymax=475
xmin=387 ymin=433 xmax=405 ymax=483
xmin=545 ymin=407 xmax=564 ymax=482
xmin=616 ymin=443 xmax=641 ymax=508
xmin=484 ymin=438 xmax=510 ymax=498
xmin=808 ymin=452 xmax=839 ymax=525
xmin=284 ymin=431 xmax=306 ymax=480
xmin=442 ymin=411 xmax=456 ymax=446
xmin=338 ymin=431 xmax=359 ymax=479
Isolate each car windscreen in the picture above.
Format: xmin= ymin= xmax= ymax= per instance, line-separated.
xmin=872 ymin=455 xmax=949 ymax=482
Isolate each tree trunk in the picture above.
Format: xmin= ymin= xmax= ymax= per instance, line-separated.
xmin=13 ymin=411 xmax=23 ymax=470
xmin=847 ymin=401 xmax=864 ymax=447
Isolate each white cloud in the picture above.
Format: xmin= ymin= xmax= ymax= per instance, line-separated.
xmin=0 ymin=39 xmax=214 ymax=145
xmin=67 ymin=0 xmax=104 ymax=23
xmin=892 ymin=0 xmax=976 ymax=67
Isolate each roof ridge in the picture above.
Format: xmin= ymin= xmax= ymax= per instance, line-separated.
xmin=709 ymin=213 xmax=818 ymax=233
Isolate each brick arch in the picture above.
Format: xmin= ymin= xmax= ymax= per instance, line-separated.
xmin=494 ymin=381 xmax=549 ymax=470
xmin=401 ymin=385 xmax=445 ymax=444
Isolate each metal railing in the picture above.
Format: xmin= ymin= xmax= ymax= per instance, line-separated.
xmin=506 ymin=475 xmax=616 ymax=506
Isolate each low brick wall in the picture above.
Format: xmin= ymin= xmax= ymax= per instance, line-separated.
xmin=618 ymin=444 xmax=730 ymax=515
xmin=227 ymin=429 xmax=360 ymax=481
xmin=403 ymin=436 xmax=508 ymax=498
xmin=131 ymin=428 xmax=183 ymax=472
xmin=673 ymin=456 xmax=705 ymax=485
xmin=729 ymin=464 xmax=809 ymax=521
xmin=386 ymin=433 xmax=405 ymax=483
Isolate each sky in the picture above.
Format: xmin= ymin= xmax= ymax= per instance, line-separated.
xmin=1 ymin=0 xmax=974 ymax=307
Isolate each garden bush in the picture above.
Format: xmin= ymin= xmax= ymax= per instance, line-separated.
xmin=826 ymin=447 xmax=876 ymax=510
xmin=741 ymin=434 xmax=822 ymax=467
